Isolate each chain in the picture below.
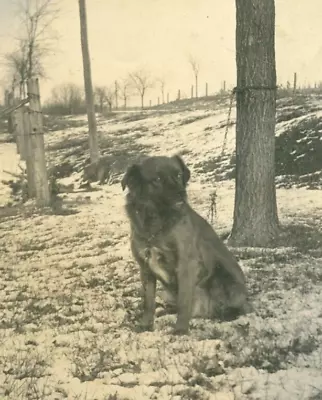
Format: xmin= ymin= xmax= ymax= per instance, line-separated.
xmin=207 ymin=190 xmax=217 ymax=225
xmin=221 ymin=84 xmax=277 ymax=157
xmin=211 ymin=84 xmax=277 ymax=224
xmin=221 ymin=89 xmax=236 ymax=157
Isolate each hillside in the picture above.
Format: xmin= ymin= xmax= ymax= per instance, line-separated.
xmin=41 ymin=93 xmax=322 ymax=192
xmin=0 ymin=94 xmax=322 ymax=400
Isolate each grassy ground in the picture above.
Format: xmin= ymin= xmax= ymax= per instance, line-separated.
xmin=0 ymin=95 xmax=322 ymax=400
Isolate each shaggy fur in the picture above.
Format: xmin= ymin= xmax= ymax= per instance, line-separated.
xmin=122 ymin=155 xmax=250 ymax=334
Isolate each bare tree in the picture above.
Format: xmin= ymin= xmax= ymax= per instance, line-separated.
xmin=228 ymin=0 xmax=279 ymax=247
xmin=157 ymin=77 xmax=166 ymax=104
xmin=104 ymin=87 xmax=115 ymax=112
xmin=188 ymin=55 xmax=200 ymax=98
xmin=50 ymin=83 xmax=84 ymax=114
xmin=114 ymin=80 xmax=118 ymax=110
xmin=4 ymin=45 xmax=29 ymax=97
xmin=129 ymin=69 xmax=154 ymax=109
xmin=94 ymin=85 xmax=114 ymax=112
xmin=118 ymin=78 xmax=132 ymax=109
xmin=78 ymin=0 xmax=100 ymax=163
xmin=4 ymin=0 xmax=60 ymax=96
xmin=94 ymin=86 xmax=107 ymax=113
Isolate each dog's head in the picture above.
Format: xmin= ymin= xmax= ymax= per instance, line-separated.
xmin=121 ymin=155 xmax=190 ymax=203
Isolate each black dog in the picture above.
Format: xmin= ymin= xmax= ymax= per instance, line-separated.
xmin=122 ymin=155 xmax=250 ymax=334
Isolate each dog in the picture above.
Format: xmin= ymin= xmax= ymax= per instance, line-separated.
xmin=122 ymin=155 xmax=250 ymax=334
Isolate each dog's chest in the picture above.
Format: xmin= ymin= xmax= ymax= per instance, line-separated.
xmin=138 ymin=243 xmax=178 ymax=288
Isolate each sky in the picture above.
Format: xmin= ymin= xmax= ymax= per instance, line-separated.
xmin=0 ymin=0 xmax=322 ymax=105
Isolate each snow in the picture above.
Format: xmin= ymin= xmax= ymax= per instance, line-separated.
xmin=0 ymin=97 xmax=322 ymax=399
xmin=0 ymin=143 xmax=21 ymax=205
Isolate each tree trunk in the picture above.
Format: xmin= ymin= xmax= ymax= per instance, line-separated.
xmin=28 ymin=42 xmax=33 ymax=79
xmin=78 ymin=0 xmax=100 ymax=163
xmin=229 ymin=0 xmax=279 ymax=247
xmin=141 ymin=95 xmax=144 ymax=109
xmin=195 ymin=75 xmax=198 ymax=98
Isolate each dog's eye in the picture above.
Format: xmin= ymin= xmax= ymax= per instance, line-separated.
xmin=149 ymin=176 xmax=161 ymax=185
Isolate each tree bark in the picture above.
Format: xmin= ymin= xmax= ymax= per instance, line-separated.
xmin=229 ymin=0 xmax=279 ymax=247
xmin=27 ymin=78 xmax=51 ymax=207
xmin=78 ymin=0 xmax=100 ymax=163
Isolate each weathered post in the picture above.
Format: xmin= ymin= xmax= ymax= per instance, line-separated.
xmin=12 ymin=109 xmax=20 ymax=155
xmin=293 ymin=72 xmax=297 ymax=94
xmin=22 ymin=108 xmax=36 ymax=198
xmin=15 ymin=107 xmax=26 ymax=160
xmin=6 ymin=91 xmax=14 ymax=134
xmin=79 ymin=0 xmax=100 ymax=163
xmin=27 ymin=78 xmax=51 ymax=207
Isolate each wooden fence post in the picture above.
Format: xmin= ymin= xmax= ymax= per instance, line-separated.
xmin=27 ymin=78 xmax=51 ymax=207
xmin=177 ymin=89 xmax=181 ymax=100
xmin=23 ymin=108 xmax=36 ymax=198
xmin=15 ymin=107 xmax=26 ymax=160
xmin=167 ymin=93 xmax=169 ymax=103
xmin=293 ymin=72 xmax=297 ymax=94
xmin=4 ymin=90 xmax=9 ymax=106
xmin=7 ymin=92 xmax=14 ymax=134
xmin=12 ymin=109 xmax=21 ymax=155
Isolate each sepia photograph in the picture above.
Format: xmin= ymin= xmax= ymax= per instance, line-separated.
xmin=0 ymin=0 xmax=322 ymax=399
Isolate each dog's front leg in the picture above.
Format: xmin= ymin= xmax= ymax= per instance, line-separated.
xmin=139 ymin=267 xmax=157 ymax=331
xmin=174 ymin=258 xmax=197 ymax=335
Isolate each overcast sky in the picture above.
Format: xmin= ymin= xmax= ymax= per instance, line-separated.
xmin=0 ymin=0 xmax=322 ymax=105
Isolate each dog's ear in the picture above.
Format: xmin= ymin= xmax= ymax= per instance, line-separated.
xmin=172 ymin=155 xmax=191 ymax=186
xmin=121 ymin=164 xmax=142 ymax=191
